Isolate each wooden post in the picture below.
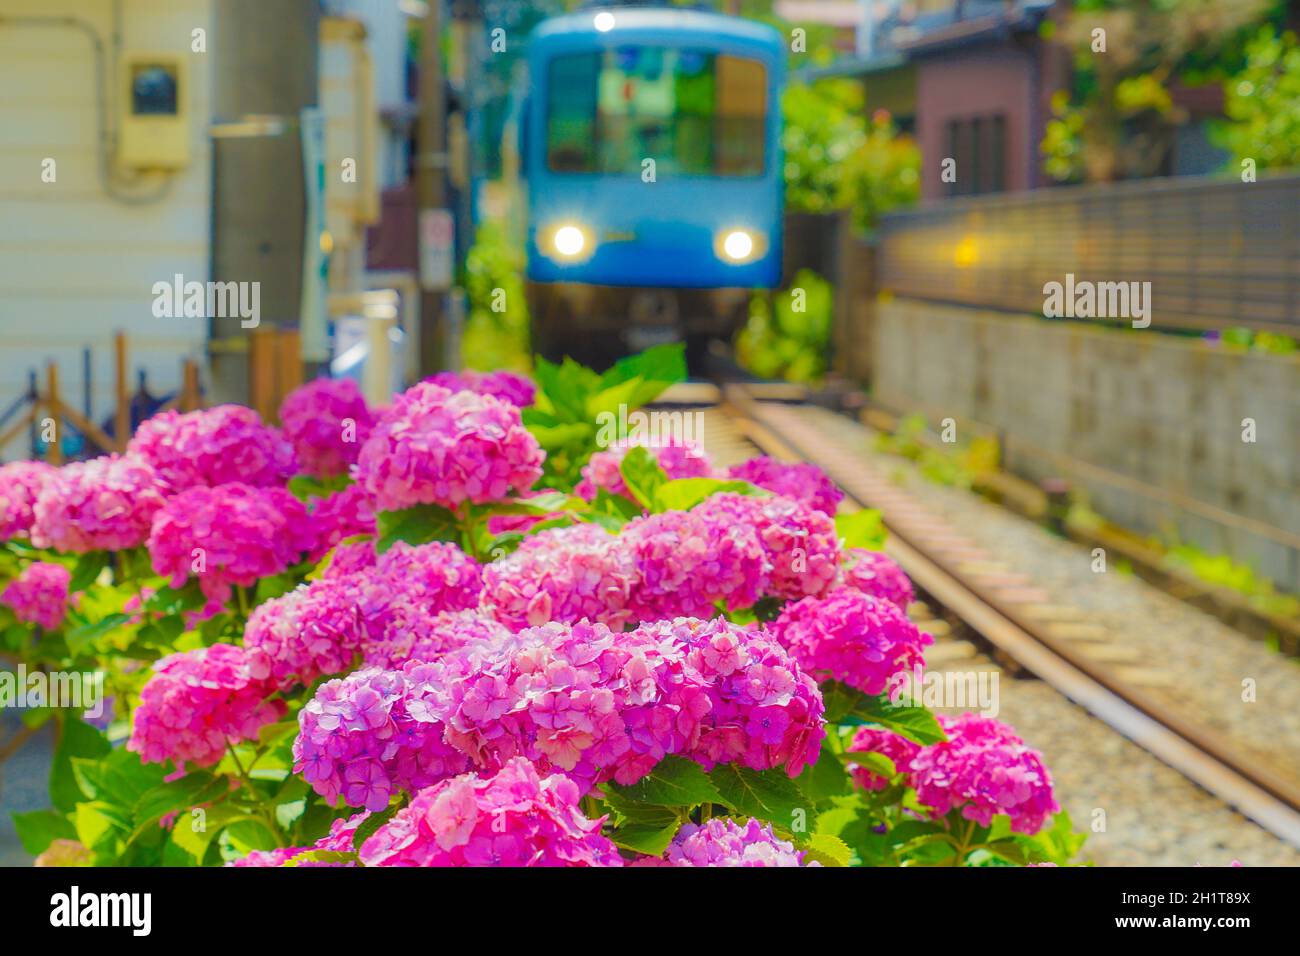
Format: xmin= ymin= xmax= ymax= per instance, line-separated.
xmin=249 ymin=326 xmax=277 ymax=422
xmin=44 ymin=362 xmax=62 ymax=465
xmin=275 ymin=328 xmax=303 ymax=417
xmin=114 ymin=332 xmax=130 ymax=451
xmin=180 ymin=359 xmax=202 ymax=411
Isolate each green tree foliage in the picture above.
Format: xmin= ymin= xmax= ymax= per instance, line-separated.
xmin=461 ymin=220 xmax=531 ymax=373
xmin=735 ymin=268 xmax=833 ymax=383
xmin=1217 ymin=25 xmax=1300 ymax=170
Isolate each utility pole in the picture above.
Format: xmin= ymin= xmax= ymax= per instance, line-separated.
xmin=416 ymin=0 xmax=449 ymax=375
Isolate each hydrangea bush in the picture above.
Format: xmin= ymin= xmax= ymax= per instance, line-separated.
xmin=0 ymin=347 xmax=1084 ymax=869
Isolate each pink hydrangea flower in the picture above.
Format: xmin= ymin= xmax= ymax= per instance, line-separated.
xmin=362 ymin=608 xmax=512 ymax=670
xmin=31 ymin=454 xmax=170 ymax=553
xmin=727 ymin=456 xmax=843 ymax=516
xmin=321 ymin=538 xmax=378 ymax=579
xmin=370 ymin=540 xmax=483 ymax=611
xmin=910 ymin=713 xmax=1059 ymax=835
xmin=244 ymin=579 xmax=366 ymax=688
xmin=479 ymin=523 xmax=636 ymax=629
xmin=841 ymin=548 xmax=914 ymax=611
xmin=278 ymin=378 xmax=375 ymax=479
xmin=1 ymin=561 xmax=72 ymax=630
xmin=147 ymin=483 xmax=314 ymax=607
xmin=128 ymin=405 xmax=296 ymax=490
xmin=424 ymin=370 xmax=536 ymax=408
xmin=228 ymin=811 xmax=367 ymax=867
xmin=359 ymin=757 xmax=620 ymax=867
xmin=693 ymin=493 xmax=840 ymax=600
xmin=355 ymin=382 xmax=544 ymax=511
xmin=622 ymin=510 xmax=768 ymax=620
xmin=0 ymin=460 xmax=55 ymax=541
xmin=129 ymin=644 xmax=284 ymax=769
xmin=306 ymin=484 xmax=376 ymax=562
xmin=769 ymin=587 xmax=931 ymax=696
xmin=576 ymin=439 xmax=713 ymax=503
xmin=655 ymin=818 xmax=814 ymax=867
xmin=846 ymin=726 xmax=922 ymax=791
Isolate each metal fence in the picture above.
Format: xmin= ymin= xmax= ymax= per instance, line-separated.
xmin=875 ymin=172 xmax=1300 ymax=336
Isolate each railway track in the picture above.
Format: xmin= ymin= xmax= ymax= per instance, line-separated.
xmin=657 ymin=378 xmax=1300 ymax=852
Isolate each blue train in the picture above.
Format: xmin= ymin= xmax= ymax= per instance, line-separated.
xmin=522 ymin=5 xmax=785 ymax=365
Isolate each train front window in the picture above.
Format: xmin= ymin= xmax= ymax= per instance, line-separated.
xmin=546 ymin=48 xmax=767 ymax=176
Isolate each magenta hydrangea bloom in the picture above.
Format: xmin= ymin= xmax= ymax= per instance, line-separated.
xmin=371 ymin=540 xmax=483 ymax=610
xmin=355 ymin=382 xmax=544 ymax=511
xmin=147 ymin=483 xmax=314 ymax=607
xmin=129 ymin=644 xmax=283 ymax=770
xmin=425 ymin=369 xmax=536 ymax=408
xmin=363 ymin=608 xmax=512 ymax=670
xmin=727 ymin=456 xmax=843 ymax=516
xmin=228 ymin=811 xmax=367 ymax=867
xmin=654 ymin=818 xmax=814 ymax=867
xmin=321 ymin=538 xmax=378 ymax=579
xmin=128 ymin=405 xmax=296 ymax=490
xmin=841 ymin=548 xmax=914 ymax=611
xmin=0 ymin=460 xmax=55 ymax=542
xmin=769 ymin=587 xmax=931 ymax=696
xmin=278 ymin=378 xmax=375 ymax=479
xmin=1 ymin=561 xmax=72 ymax=630
xmin=693 ymin=493 xmax=840 ymax=600
xmin=244 ymin=579 xmax=366 ymax=688
xmin=846 ymin=726 xmax=922 ymax=792
xmin=576 ymin=439 xmax=713 ymax=503
xmin=31 ymin=454 xmax=170 ymax=553
xmin=479 ymin=523 xmax=636 ymax=629
xmin=360 ymin=757 xmax=620 ymax=867
xmin=293 ymin=663 xmax=474 ymax=811
xmin=306 ymin=484 xmax=376 ymax=562
xmin=622 ymin=510 xmax=768 ymax=620
xmin=910 ymin=713 xmax=1059 ymax=835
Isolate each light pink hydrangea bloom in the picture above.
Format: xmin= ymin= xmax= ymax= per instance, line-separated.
xmin=1 ymin=561 xmax=72 ymax=630
xmin=576 ymin=439 xmax=713 ymax=503
xmin=306 ymin=484 xmax=376 ymax=562
xmin=278 ymin=378 xmax=375 ymax=479
xmin=128 ymin=405 xmax=296 ymax=490
xmin=355 ymin=382 xmax=544 ymax=511
xmin=31 ymin=454 xmax=170 ymax=553
xmin=0 ymin=460 xmax=55 ymax=541
xmin=228 ymin=812 xmax=367 ymax=867
xmin=424 ymin=369 xmax=536 ymax=407
xmin=726 ymin=456 xmax=844 ymax=516
xmin=359 ymin=757 xmax=621 ymax=867
xmin=769 ymin=587 xmax=931 ymax=696
xmin=655 ymin=818 xmax=815 ymax=867
xmin=840 ymin=548 xmax=914 ymax=611
xmin=244 ymin=578 xmax=366 ymax=688
xmin=129 ymin=644 xmax=284 ymax=770
xmin=846 ymin=726 xmax=922 ymax=791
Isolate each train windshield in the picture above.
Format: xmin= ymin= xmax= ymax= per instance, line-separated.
xmin=546 ymin=46 xmax=767 ymax=177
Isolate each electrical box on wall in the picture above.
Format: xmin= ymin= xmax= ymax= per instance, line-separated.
xmin=118 ymin=54 xmax=189 ymax=169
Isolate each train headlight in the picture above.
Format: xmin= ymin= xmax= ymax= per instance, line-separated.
xmin=543 ymin=223 xmax=594 ymax=262
xmin=716 ymin=228 xmax=763 ymax=264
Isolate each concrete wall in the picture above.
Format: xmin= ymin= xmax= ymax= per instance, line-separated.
xmin=874 ymin=297 xmax=1300 ymax=591
xmin=0 ymin=0 xmax=212 ymax=456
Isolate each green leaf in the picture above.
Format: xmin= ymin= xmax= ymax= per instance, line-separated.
xmin=50 ymin=714 xmax=111 ymax=812
xmin=795 ymin=749 xmax=854 ymax=806
xmin=709 ymin=765 xmax=806 ymax=827
xmin=284 ymin=848 xmax=359 ymax=867
xmin=825 ymin=681 xmax=947 ymax=745
xmin=11 ymin=809 xmax=77 ymax=855
xmin=142 ymin=581 xmax=207 ymax=615
xmin=288 ymin=473 xmax=353 ymax=501
xmin=351 ymin=800 xmax=405 ymax=850
xmin=375 ymin=504 xmax=459 ymax=553
xmin=608 ymin=821 xmax=681 ymax=857
xmin=73 ymin=801 xmax=130 ymax=855
xmin=69 ymin=552 xmax=109 ymax=591
xmin=618 ymin=446 xmax=668 ymax=511
xmin=796 ymin=831 xmax=853 ymax=867
xmin=65 ymin=612 xmax=132 ymax=656
xmin=607 ymin=755 xmax=724 ymax=809
xmin=652 ymin=477 xmax=755 ymax=513
xmin=484 ymin=491 xmax=578 ymax=517
xmin=592 ymin=343 xmax=687 ymax=412
xmin=836 ymin=508 xmax=887 ymax=549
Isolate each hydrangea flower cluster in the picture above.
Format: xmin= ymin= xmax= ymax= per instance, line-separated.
xmin=31 ymin=454 xmax=170 ymax=553
xmin=146 ymin=483 xmax=314 ymax=606
xmin=576 ymin=439 xmax=713 ymax=503
xmin=769 ymin=587 xmax=931 ymax=695
xmin=321 ymin=538 xmax=378 ymax=579
xmin=693 ymin=493 xmax=840 ymax=599
xmin=277 ymin=378 xmax=375 ymax=479
xmin=362 ymin=608 xmax=511 ymax=671
xmin=355 ymin=382 xmax=544 ymax=511
xmin=0 ymin=460 xmax=54 ymax=541
xmin=846 ymin=726 xmax=923 ymax=791
xmin=129 ymin=644 xmax=283 ymax=770
xmin=480 ymin=523 xmax=636 ymax=629
xmin=243 ymin=579 xmax=367 ymax=688
xmin=651 ymin=818 xmax=813 ymax=867
xmin=909 ymin=713 xmax=1059 ymax=834
xmin=128 ymin=405 xmax=296 ymax=490
xmin=841 ymin=548 xmax=914 ymax=611
xmin=370 ymin=540 xmax=483 ymax=611
xmin=293 ymin=663 xmax=474 ymax=811
xmin=424 ymin=369 xmax=536 ymax=408
xmin=306 ymin=484 xmax=376 ymax=562
xmin=622 ymin=510 xmax=767 ymax=619
xmin=228 ymin=812 xmax=368 ymax=867
xmin=359 ymin=757 xmax=621 ymax=867
xmin=1 ymin=561 xmax=72 ymax=630
xmin=726 ymin=456 xmax=844 ymax=516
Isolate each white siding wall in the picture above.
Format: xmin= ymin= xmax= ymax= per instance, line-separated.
xmin=0 ymin=0 xmax=212 ymax=458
